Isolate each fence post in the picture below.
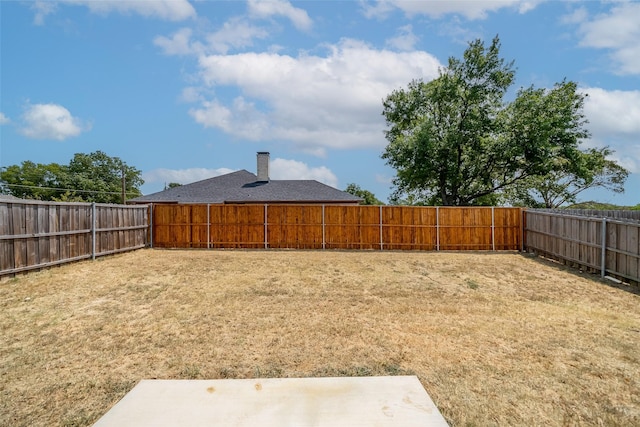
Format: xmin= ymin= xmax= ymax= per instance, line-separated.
xmin=92 ymin=202 xmax=96 ymax=260
xmin=322 ymin=205 xmax=326 ymax=250
xmin=436 ymin=206 xmax=440 ymax=251
xmin=264 ymin=204 xmax=268 ymax=249
xmin=491 ymin=207 xmax=495 ymax=251
xmin=601 ymin=217 xmax=607 ymax=278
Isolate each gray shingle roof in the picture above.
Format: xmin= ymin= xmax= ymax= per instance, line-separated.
xmin=130 ymin=170 xmax=362 ymax=204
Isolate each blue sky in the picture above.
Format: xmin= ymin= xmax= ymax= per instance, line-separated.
xmin=1 ymin=0 xmax=639 ymax=205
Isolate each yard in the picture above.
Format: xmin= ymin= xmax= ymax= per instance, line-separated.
xmin=1 ymin=249 xmax=639 ymax=426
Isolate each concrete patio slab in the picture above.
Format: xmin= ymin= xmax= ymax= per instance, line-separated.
xmin=93 ymin=376 xmax=449 ymax=426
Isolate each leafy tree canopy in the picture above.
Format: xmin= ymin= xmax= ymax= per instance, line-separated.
xmin=345 ymin=183 xmax=384 ymax=205
xmin=0 ymin=151 xmax=143 ymax=203
xmin=382 ymin=35 xmax=600 ymax=206
xmin=504 ymin=147 xmax=628 ymax=208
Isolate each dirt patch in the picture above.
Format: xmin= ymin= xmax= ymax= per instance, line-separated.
xmin=1 ymin=249 xmax=639 ymax=426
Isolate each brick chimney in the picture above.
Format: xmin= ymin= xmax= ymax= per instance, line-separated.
xmin=257 ymin=152 xmax=270 ymax=182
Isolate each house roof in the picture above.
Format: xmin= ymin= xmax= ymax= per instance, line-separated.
xmin=129 ymin=170 xmax=362 ymax=204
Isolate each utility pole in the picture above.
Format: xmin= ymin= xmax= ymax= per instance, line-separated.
xmin=121 ymin=166 xmax=126 ymax=205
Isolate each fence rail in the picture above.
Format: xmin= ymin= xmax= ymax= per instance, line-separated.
xmin=524 ymin=209 xmax=639 ymax=286
xmin=0 ymin=200 xmax=148 ymax=276
xmin=534 ymin=208 xmax=640 ymax=223
xmin=149 ymin=204 xmax=523 ymax=251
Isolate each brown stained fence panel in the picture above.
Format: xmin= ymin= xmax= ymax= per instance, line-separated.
xmin=324 ymin=205 xmax=378 ymax=250
xmin=208 ymin=204 xmax=265 ymax=248
xmin=189 ymin=205 xmax=209 ymax=249
xmin=382 ymin=207 xmax=437 ymax=250
xmin=240 ymin=204 xmax=265 ymax=249
xmin=381 ymin=206 xmax=403 ymax=250
xmin=155 ymin=204 xmax=191 ymax=248
xmin=414 ymin=207 xmax=438 ymax=250
xmin=268 ymin=205 xmax=323 ymax=249
xmin=149 ymin=204 xmax=523 ymax=253
xmin=494 ymin=208 xmax=523 ymax=251
xmin=440 ymin=207 xmax=492 ymax=250
xmin=354 ymin=206 xmax=380 ymax=250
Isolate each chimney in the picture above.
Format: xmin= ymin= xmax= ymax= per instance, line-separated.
xmin=257 ymin=152 xmax=270 ymax=182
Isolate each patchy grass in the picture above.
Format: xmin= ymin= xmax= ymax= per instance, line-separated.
xmin=1 ymin=249 xmax=639 ymax=426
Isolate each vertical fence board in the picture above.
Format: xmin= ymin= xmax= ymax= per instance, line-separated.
xmin=0 ymin=203 xmax=14 ymax=272
xmin=12 ymin=203 xmax=27 ymax=269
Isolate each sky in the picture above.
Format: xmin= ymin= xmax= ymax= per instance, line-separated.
xmin=1 ymin=0 xmax=639 ymax=205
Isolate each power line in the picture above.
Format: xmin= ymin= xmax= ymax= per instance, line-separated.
xmin=1 ymin=183 xmax=140 ymax=196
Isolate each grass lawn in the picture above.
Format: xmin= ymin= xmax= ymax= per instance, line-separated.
xmin=1 ymin=249 xmax=639 ymax=426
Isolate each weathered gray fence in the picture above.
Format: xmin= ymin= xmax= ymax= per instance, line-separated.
xmin=535 ymin=208 xmax=640 ymax=222
xmin=0 ymin=200 xmax=148 ymax=276
xmin=524 ymin=210 xmax=639 ymax=286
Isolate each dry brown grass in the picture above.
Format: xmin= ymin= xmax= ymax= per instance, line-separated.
xmin=1 ymin=249 xmax=639 ymax=426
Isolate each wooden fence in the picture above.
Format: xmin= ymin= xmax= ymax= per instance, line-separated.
xmin=0 ymin=200 xmax=148 ymax=277
xmin=524 ymin=210 xmax=639 ymax=286
xmin=534 ymin=208 xmax=640 ymax=222
xmin=149 ymin=204 xmax=523 ymax=251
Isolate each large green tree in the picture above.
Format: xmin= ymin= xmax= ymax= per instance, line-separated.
xmin=504 ymin=147 xmax=628 ymax=208
xmin=0 ymin=151 xmax=143 ymax=203
xmin=66 ymin=151 xmax=143 ymax=203
xmin=382 ymin=36 xmax=591 ymax=206
xmin=345 ymin=183 xmax=384 ymax=205
xmin=0 ymin=161 xmax=67 ymax=200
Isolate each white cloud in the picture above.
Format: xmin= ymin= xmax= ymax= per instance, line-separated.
xmin=205 ymin=17 xmax=270 ymax=54
xmin=190 ymin=97 xmax=270 ymax=141
xmin=560 ymin=6 xmax=588 ymax=25
xmin=248 ymin=0 xmax=312 ymax=31
xmin=573 ymin=3 xmax=640 ymax=75
xmin=375 ymin=174 xmax=393 ymax=185
xmin=385 ymin=25 xmax=418 ymax=51
xmin=31 ymin=1 xmax=57 ymax=25
xmin=155 ymin=19 xmax=269 ymax=56
xmin=32 ymin=0 xmax=196 ymax=23
xmin=270 ymin=158 xmax=338 ymax=187
xmin=19 ymin=103 xmax=89 ymax=141
xmin=154 ymin=28 xmax=204 ymax=56
xmin=582 ymin=87 xmax=640 ymax=137
xmin=581 ymin=87 xmax=640 ymax=173
xmin=362 ymin=0 xmax=542 ymax=20
xmin=190 ymin=38 xmax=441 ymax=154
xmin=0 ymin=112 xmax=10 ymax=125
xmin=143 ymin=167 xmax=235 ymax=185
